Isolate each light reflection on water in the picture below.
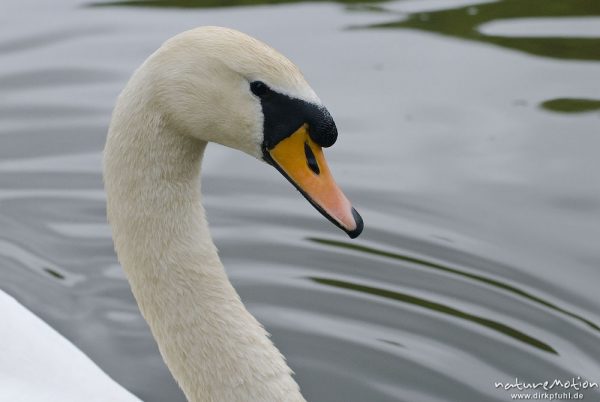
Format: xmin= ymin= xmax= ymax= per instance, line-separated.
xmin=1 ymin=0 xmax=599 ymax=401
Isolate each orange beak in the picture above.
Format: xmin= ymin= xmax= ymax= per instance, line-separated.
xmin=264 ymin=124 xmax=363 ymax=238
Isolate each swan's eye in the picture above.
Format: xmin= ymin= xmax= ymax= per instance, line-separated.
xmin=250 ymin=81 xmax=269 ymax=97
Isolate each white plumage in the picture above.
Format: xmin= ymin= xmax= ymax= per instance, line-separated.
xmin=0 ymin=290 xmax=140 ymax=402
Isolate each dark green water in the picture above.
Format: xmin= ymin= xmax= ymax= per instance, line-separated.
xmin=1 ymin=0 xmax=599 ymax=401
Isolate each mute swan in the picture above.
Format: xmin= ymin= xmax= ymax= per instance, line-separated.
xmin=0 ymin=26 xmax=363 ymax=402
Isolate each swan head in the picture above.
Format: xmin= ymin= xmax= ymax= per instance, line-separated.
xmin=145 ymin=26 xmax=363 ymax=238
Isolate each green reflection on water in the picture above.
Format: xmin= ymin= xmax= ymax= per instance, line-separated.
xmin=308 ymin=237 xmax=600 ymax=333
xmin=311 ymin=276 xmax=556 ymax=353
xmin=43 ymin=267 xmax=65 ymax=280
xmin=90 ymin=0 xmax=600 ymax=61
xmin=90 ymin=0 xmax=383 ymax=8
xmin=541 ymin=98 xmax=600 ymax=113
xmin=367 ymin=0 xmax=600 ymax=61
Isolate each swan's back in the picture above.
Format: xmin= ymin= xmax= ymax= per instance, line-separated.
xmin=0 ymin=290 xmax=140 ymax=402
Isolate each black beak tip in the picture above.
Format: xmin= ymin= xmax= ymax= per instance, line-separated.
xmin=345 ymin=207 xmax=364 ymax=239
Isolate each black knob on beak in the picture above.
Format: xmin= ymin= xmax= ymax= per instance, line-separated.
xmin=308 ymin=107 xmax=337 ymax=148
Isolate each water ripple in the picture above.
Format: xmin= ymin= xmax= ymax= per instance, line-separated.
xmin=308 ymin=237 xmax=600 ymax=333
xmin=0 ymin=68 xmax=120 ymax=91
xmin=0 ymin=26 xmax=113 ymax=55
xmin=0 ymin=238 xmax=83 ymax=286
xmin=310 ymin=276 xmax=556 ymax=353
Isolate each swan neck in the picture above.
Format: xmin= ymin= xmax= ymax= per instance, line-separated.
xmin=104 ymin=99 xmax=304 ymax=402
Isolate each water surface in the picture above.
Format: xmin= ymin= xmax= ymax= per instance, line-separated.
xmin=1 ymin=0 xmax=599 ymax=401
